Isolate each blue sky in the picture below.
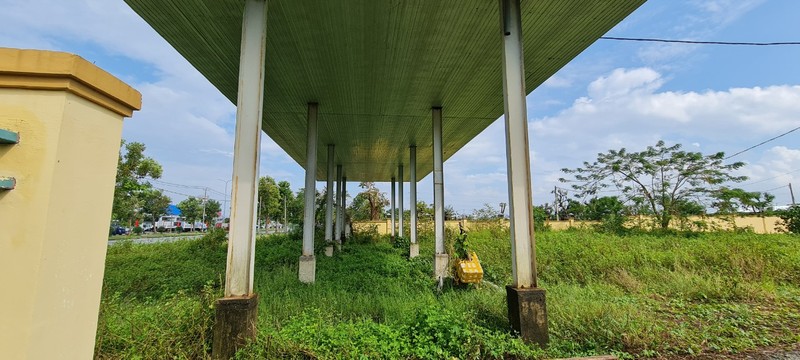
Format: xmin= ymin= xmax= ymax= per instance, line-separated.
xmin=2 ymin=0 xmax=799 ymax=213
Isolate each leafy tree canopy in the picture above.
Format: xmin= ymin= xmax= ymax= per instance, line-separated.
xmin=351 ymin=182 xmax=388 ymax=221
xmin=177 ymin=197 xmax=203 ymax=222
xmin=561 ymin=140 xmax=746 ymax=229
xmin=112 ymin=140 xmax=169 ymax=225
xmin=712 ymin=187 xmax=775 ymax=214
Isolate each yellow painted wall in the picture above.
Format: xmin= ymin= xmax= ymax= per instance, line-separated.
xmin=0 ymin=48 xmax=140 ymax=359
xmin=353 ymin=216 xmax=784 ymax=235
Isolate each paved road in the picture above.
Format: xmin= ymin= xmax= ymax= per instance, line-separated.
xmin=107 ymin=234 xmax=203 ymax=246
xmin=108 ymin=229 xmax=291 ymax=246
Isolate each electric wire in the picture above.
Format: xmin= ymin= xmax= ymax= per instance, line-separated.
xmin=725 ymin=126 xmax=800 ymax=160
xmin=740 ymin=168 xmax=800 ymax=187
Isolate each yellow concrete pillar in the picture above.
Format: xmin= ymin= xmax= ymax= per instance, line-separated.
xmin=0 ymin=48 xmax=141 ymax=359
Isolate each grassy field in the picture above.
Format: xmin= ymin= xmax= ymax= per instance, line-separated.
xmin=95 ymin=227 xmax=800 ymax=359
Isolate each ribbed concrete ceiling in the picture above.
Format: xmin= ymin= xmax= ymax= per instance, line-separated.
xmin=125 ymin=0 xmax=645 ymax=181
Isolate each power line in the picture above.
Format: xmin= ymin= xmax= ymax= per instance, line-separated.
xmin=153 ymin=187 xmax=225 ymax=203
xmin=147 ymin=178 xmax=226 ymax=196
xmin=725 ymin=126 xmax=800 ymax=160
xmin=741 ymin=168 xmax=800 ymax=187
xmin=600 ymin=36 xmax=800 ymax=46
xmin=760 ymin=185 xmax=788 ymax=193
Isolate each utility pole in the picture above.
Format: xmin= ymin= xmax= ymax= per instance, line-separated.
xmin=790 ymin=183 xmax=796 ymax=206
xmin=202 ymin=187 xmax=208 ymax=224
xmin=283 ymin=194 xmax=287 ymax=232
xmin=553 ymin=186 xmax=559 ymax=221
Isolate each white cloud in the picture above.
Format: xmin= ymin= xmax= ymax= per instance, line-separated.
xmin=528 ymin=67 xmax=800 ymax=205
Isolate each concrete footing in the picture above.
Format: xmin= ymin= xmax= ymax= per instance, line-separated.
xmin=434 ymin=253 xmax=450 ymax=279
xmin=409 ymin=243 xmax=419 ymax=258
xmin=506 ymin=286 xmax=548 ymax=347
xmin=212 ymin=294 xmax=259 ymax=360
xmin=324 ymin=245 xmax=334 ymax=257
xmin=299 ymin=255 xmax=316 ymax=283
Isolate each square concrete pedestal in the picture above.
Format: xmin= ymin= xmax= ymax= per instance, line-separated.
xmin=409 ymin=243 xmax=419 ymax=258
xmin=434 ymin=253 xmax=450 ymax=279
xmin=324 ymin=245 xmax=334 ymax=257
xmin=506 ymin=286 xmax=549 ymax=347
xmin=212 ymin=294 xmax=259 ymax=360
xmin=299 ymin=255 xmax=316 ymax=283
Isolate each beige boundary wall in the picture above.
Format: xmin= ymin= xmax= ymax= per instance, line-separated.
xmin=354 ymin=216 xmax=785 ymax=235
xmin=0 ymin=48 xmax=141 ymax=359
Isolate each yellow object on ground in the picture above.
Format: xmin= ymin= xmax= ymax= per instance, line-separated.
xmin=457 ymin=252 xmax=484 ymax=284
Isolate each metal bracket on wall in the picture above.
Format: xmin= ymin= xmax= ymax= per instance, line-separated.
xmin=0 ymin=129 xmax=19 ymax=144
xmin=1 ymin=128 xmax=19 ymax=191
xmin=0 ymin=177 xmax=15 ymax=190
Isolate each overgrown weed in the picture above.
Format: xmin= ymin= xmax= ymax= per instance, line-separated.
xmin=95 ymin=225 xmax=800 ymax=359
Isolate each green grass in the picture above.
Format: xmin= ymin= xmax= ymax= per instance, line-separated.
xmin=95 ymin=227 xmax=800 ymax=359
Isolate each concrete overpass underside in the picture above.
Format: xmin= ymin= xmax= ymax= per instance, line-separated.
xmin=124 ymin=0 xmax=645 ymax=356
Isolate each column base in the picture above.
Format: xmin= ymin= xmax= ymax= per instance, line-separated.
xmin=409 ymin=243 xmax=419 ymax=258
xmin=324 ymin=245 xmax=334 ymax=257
xmin=212 ymin=294 xmax=259 ymax=360
xmin=434 ymin=253 xmax=450 ymax=279
xmin=299 ymin=255 xmax=316 ymax=283
xmin=506 ymin=286 xmax=548 ymax=347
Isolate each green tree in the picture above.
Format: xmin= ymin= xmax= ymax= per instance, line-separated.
xmin=583 ymin=196 xmax=625 ymax=221
xmin=712 ymin=187 xmax=774 ymax=214
xmin=471 ymin=203 xmax=500 ymax=220
xmin=561 ymin=141 xmax=746 ymax=229
xmin=139 ymin=188 xmax=171 ymax=223
xmin=357 ymin=182 xmax=389 ymax=221
xmin=276 ymin=180 xmax=295 ymax=224
xmin=777 ymin=205 xmax=800 ymax=234
xmin=348 ymin=191 xmax=373 ymax=221
xmin=258 ymin=176 xmax=281 ymax=226
xmin=177 ymin=197 xmax=203 ymax=222
xmin=112 ymin=141 xmax=165 ymax=225
xmin=204 ymin=199 xmax=222 ymax=221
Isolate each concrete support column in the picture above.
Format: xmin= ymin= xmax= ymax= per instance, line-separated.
xmin=298 ymin=103 xmax=319 ymax=284
xmin=409 ymin=146 xmax=419 ymax=258
xmin=324 ymin=145 xmax=335 ymax=256
xmin=334 ymin=165 xmax=343 ymax=245
xmin=390 ymin=176 xmax=396 ymax=239
xmin=213 ymin=1 xmax=267 ymax=358
xmin=432 ymin=107 xmax=449 ymax=280
xmin=500 ymin=0 xmax=547 ymax=347
xmin=398 ymin=165 xmax=404 ymax=238
xmin=342 ymin=177 xmax=347 ymax=240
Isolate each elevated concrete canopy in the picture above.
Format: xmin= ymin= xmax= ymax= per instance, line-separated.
xmin=125 ymin=0 xmax=644 ymax=181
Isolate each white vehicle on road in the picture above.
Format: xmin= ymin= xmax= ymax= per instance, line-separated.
xmin=193 ymin=221 xmax=208 ymax=232
xmin=156 ymin=215 xmax=183 ymax=232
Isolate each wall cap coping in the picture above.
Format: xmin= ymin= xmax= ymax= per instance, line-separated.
xmin=0 ymin=48 xmax=142 ymax=117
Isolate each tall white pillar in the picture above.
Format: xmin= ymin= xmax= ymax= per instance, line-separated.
xmin=341 ymin=177 xmax=347 ymax=239
xmin=398 ymin=164 xmax=404 ymax=238
xmin=409 ymin=146 xmax=419 ymax=257
xmin=432 ymin=107 xmax=448 ymax=280
xmin=500 ymin=0 xmax=536 ymax=289
xmin=500 ymin=0 xmax=548 ymax=346
xmin=390 ymin=177 xmax=396 ymax=238
xmin=334 ymin=165 xmax=343 ymax=243
xmin=299 ymin=103 xmax=319 ymax=284
xmin=225 ymin=0 xmax=268 ymax=297
xmin=213 ymin=1 xmax=268 ymax=358
xmin=325 ymin=145 xmax=335 ymax=243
